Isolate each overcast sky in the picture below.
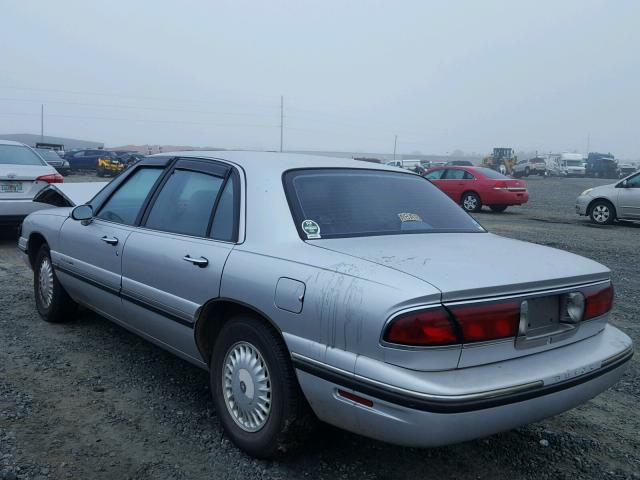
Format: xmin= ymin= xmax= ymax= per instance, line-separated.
xmin=1 ymin=0 xmax=638 ymax=158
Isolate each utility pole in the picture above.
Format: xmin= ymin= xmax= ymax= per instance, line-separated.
xmin=40 ymin=104 xmax=44 ymax=141
xmin=393 ymin=134 xmax=398 ymax=161
xmin=280 ymin=95 xmax=284 ymax=152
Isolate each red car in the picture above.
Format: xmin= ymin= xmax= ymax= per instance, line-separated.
xmin=424 ymin=166 xmax=528 ymax=212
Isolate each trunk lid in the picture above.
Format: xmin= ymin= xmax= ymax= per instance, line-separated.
xmin=310 ymin=233 xmax=611 ymax=367
xmin=310 ymin=233 xmax=609 ymax=301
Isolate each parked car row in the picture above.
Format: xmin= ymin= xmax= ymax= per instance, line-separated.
xmin=17 ymin=151 xmax=633 ymax=458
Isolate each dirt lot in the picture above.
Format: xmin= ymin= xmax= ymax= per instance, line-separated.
xmin=0 ymin=175 xmax=638 ymax=480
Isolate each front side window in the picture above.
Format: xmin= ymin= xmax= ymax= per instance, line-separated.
xmin=284 ymin=169 xmax=485 ymax=239
xmin=424 ymin=169 xmax=444 ymax=180
xmin=96 ymin=168 xmax=163 ymax=225
xmin=0 ymin=145 xmax=46 ymax=166
xmin=145 ymin=169 xmax=224 ymax=237
xmin=626 ymin=173 xmax=640 ymax=188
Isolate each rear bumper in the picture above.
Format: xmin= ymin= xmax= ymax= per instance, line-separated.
xmin=486 ymin=190 xmax=529 ymax=205
xmin=294 ymin=325 xmax=632 ymax=447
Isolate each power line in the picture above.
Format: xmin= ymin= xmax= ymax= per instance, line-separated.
xmin=0 ymin=96 xmax=277 ymax=118
xmin=0 ymin=111 xmax=278 ymax=129
xmin=0 ymin=85 xmax=279 ymax=109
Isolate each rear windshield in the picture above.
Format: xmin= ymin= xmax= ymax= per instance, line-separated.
xmin=476 ymin=168 xmax=509 ymax=179
xmin=284 ymin=169 xmax=485 ymax=239
xmin=36 ymin=149 xmax=62 ymax=161
xmin=0 ymin=145 xmax=46 ymax=166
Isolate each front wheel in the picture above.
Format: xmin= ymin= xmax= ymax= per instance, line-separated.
xmin=211 ymin=316 xmax=305 ymax=458
xmin=34 ymin=246 xmax=77 ymax=322
xmin=461 ymin=192 xmax=482 ymax=212
xmin=524 ymin=167 xmax=530 ymax=176
xmin=589 ymin=200 xmax=615 ymax=225
xmin=489 ymin=205 xmax=508 ymax=212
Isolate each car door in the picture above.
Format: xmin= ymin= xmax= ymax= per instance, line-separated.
xmin=120 ymin=158 xmax=239 ymax=363
xmin=617 ymin=173 xmax=640 ymax=219
xmin=56 ymin=166 xmax=165 ymax=320
xmin=438 ymin=168 xmax=469 ymax=201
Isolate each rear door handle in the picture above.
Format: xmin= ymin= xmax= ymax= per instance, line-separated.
xmin=183 ymin=255 xmax=209 ymax=268
xmin=101 ymin=236 xmax=119 ymax=246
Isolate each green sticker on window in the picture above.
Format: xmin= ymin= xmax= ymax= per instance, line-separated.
xmin=301 ymin=219 xmax=321 ymax=239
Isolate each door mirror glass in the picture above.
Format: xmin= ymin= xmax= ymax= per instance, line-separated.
xmin=71 ymin=204 xmax=93 ymax=221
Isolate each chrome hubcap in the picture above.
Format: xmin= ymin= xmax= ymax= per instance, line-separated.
xmin=38 ymin=257 xmax=54 ymax=308
xmin=222 ymin=341 xmax=271 ymax=432
xmin=463 ymin=196 xmax=477 ymax=210
xmin=593 ymin=205 xmax=610 ymax=223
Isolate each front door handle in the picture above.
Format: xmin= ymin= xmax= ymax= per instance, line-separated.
xmin=101 ymin=236 xmax=119 ymax=246
xmin=183 ymin=255 xmax=209 ymax=268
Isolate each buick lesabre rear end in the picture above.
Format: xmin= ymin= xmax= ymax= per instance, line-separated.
xmin=19 ymin=152 xmax=632 ymax=457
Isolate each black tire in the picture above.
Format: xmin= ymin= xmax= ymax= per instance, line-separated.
xmin=589 ymin=200 xmax=616 ymax=225
xmin=489 ymin=205 xmax=508 ymax=213
xmin=211 ymin=315 xmax=305 ymax=458
xmin=524 ymin=167 xmax=530 ymax=177
xmin=34 ymin=245 xmax=77 ymax=323
xmin=461 ymin=192 xmax=482 ymax=212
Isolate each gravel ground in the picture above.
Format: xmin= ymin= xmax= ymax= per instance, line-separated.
xmin=0 ymin=175 xmax=638 ymax=480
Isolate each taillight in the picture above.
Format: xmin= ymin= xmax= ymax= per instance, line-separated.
xmin=493 ymin=181 xmax=508 ymax=189
xmin=583 ymin=283 xmax=614 ymax=320
xmin=36 ymin=173 xmax=64 ymax=184
xmin=383 ymin=307 xmax=460 ymax=346
xmin=448 ymin=300 xmax=520 ymax=342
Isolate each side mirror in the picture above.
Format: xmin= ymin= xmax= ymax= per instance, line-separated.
xmin=71 ymin=204 xmax=93 ymax=223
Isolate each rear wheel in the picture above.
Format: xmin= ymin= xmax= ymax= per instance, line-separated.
xmin=34 ymin=245 xmax=77 ymax=322
xmin=461 ymin=192 xmax=482 ymax=212
xmin=589 ymin=200 xmax=615 ymax=225
xmin=489 ymin=205 xmax=508 ymax=212
xmin=211 ymin=315 xmax=305 ymax=458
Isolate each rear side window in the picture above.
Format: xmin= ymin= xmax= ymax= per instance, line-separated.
xmin=145 ymin=169 xmax=224 ymax=237
xmin=284 ymin=169 xmax=485 ymax=239
xmin=476 ymin=168 xmax=509 ymax=179
xmin=443 ymin=169 xmax=466 ymax=180
xmin=96 ymin=168 xmax=163 ymax=225
xmin=0 ymin=145 xmax=46 ymax=166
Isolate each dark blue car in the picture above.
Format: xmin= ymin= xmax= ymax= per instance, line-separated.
xmin=64 ymin=149 xmax=117 ymax=170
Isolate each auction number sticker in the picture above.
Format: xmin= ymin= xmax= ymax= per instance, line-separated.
xmin=301 ymin=219 xmax=321 ymax=239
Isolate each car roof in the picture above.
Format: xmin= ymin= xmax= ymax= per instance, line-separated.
xmin=150 ymin=150 xmax=401 ymax=174
xmin=0 ymin=139 xmax=28 ymax=147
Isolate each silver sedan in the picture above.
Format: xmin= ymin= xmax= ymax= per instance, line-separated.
xmin=0 ymin=140 xmax=63 ymax=226
xmin=576 ymin=171 xmax=640 ymax=224
xmin=19 ymin=152 xmax=633 ymax=458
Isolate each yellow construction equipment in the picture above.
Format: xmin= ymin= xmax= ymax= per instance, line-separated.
xmin=482 ymin=147 xmax=517 ymax=174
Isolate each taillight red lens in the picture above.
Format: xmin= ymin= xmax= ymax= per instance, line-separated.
xmin=384 ymin=307 xmax=459 ymax=346
xmin=448 ymin=300 xmax=520 ymax=342
xmin=494 ymin=181 xmax=508 ymax=189
xmin=36 ymin=173 xmax=64 ymax=184
xmin=583 ymin=283 xmax=614 ymax=320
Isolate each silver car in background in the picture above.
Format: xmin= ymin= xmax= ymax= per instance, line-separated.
xmin=19 ymin=152 xmax=632 ymax=458
xmin=576 ymin=171 xmax=640 ymax=224
xmin=0 ymin=140 xmax=63 ymax=227
xmin=35 ymin=147 xmax=71 ymax=176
